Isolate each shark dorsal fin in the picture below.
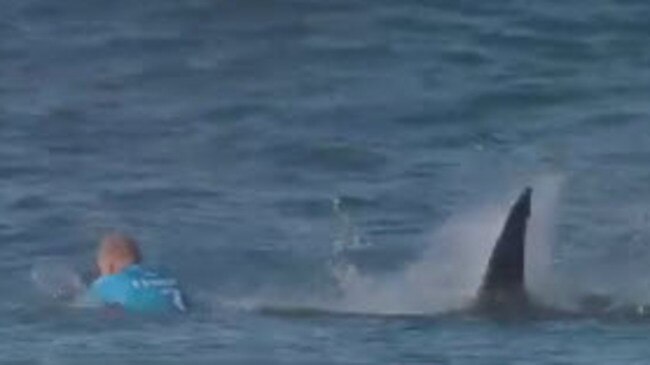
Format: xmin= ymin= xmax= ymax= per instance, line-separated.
xmin=477 ymin=187 xmax=532 ymax=312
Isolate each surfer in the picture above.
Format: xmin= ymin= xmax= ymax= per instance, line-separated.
xmin=85 ymin=233 xmax=187 ymax=314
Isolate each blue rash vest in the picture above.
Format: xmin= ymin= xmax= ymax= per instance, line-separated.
xmin=88 ymin=264 xmax=186 ymax=313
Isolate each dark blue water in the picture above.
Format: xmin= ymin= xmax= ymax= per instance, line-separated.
xmin=3 ymin=0 xmax=650 ymax=363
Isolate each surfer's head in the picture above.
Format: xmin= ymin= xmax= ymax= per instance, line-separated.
xmin=97 ymin=233 xmax=142 ymax=276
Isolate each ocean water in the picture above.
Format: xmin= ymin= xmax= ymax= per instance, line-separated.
xmin=2 ymin=0 xmax=650 ymax=363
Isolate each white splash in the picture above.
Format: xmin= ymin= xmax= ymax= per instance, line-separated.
xmin=329 ymin=175 xmax=565 ymax=315
xmin=525 ymin=174 xmax=565 ymax=308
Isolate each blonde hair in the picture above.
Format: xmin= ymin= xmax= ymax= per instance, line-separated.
xmin=98 ymin=233 xmax=142 ymax=267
